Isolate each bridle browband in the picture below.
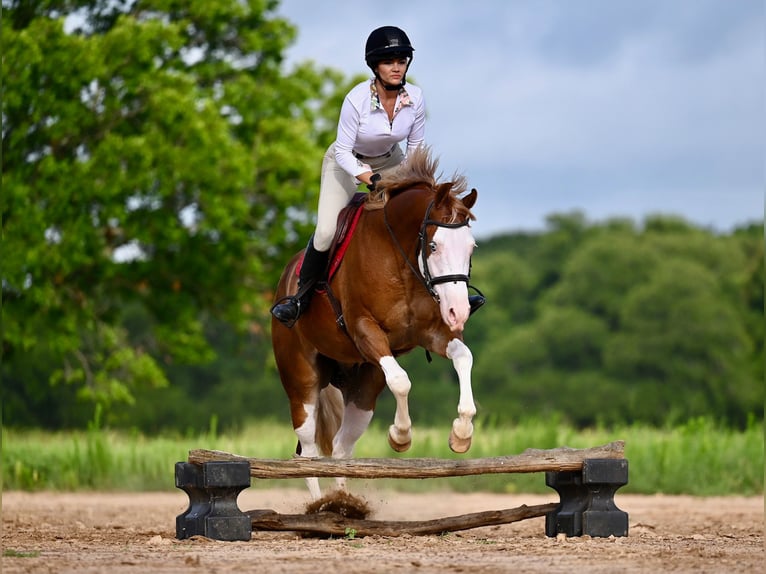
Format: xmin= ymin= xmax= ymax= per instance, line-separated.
xmin=384 ymin=198 xmax=473 ymax=302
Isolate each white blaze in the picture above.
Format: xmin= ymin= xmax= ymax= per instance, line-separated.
xmin=421 ymin=225 xmax=475 ymax=331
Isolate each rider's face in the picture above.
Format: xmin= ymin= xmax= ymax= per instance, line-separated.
xmin=376 ymin=58 xmax=409 ymax=85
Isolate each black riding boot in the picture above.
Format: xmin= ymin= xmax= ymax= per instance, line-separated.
xmin=468 ymin=284 xmax=486 ymax=316
xmin=468 ymin=294 xmax=486 ymax=315
xmin=271 ymin=238 xmax=329 ymax=327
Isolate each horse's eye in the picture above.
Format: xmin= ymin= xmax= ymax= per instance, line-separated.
xmin=429 ymin=241 xmax=437 ymax=253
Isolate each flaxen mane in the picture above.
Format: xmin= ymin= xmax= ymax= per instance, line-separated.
xmin=366 ymin=147 xmax=475 ymax=223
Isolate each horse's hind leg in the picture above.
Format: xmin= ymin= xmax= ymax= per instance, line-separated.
xmin=273 ymin=339 xmax=329 ymax=499
xmin=332 ymin=402 xmax=373 ymax=458
xmin=329 ymin=364 xmax=384 ymax=490
xmin=291 ymin=397 xmax=323 ymax=499
xmin=328 ymin=402 xmax=373 ymax=492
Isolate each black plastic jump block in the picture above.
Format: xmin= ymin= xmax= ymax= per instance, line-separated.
xmin=175 ymin=460 xmax=252 ymax=541
xmin=545 ymin=458 xmax=629 ymax=538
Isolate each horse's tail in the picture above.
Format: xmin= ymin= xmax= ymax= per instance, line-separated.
xmin=315 ymin=384 xmax=344 ymax=456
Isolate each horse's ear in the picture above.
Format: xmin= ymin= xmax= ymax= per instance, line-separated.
xmin=461 ymin=188 xmax=478 ymax=210
xmin=434 ymin=182 xmax=454 ymax=207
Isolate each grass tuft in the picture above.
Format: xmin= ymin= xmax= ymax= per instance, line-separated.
xmin=3 ymin=549 xmax=41 ymax=558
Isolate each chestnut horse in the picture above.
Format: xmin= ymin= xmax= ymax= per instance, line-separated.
xmin=271 ymin=148 xmax=479 ymax=499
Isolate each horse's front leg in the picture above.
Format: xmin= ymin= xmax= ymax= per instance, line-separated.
xmin=352 ymin=319 xmax=413 ymax=452
xmin=378 ymin=355 xmax=413 ymax=452
xmin=446 ymin=338 xmax=475 ymax=453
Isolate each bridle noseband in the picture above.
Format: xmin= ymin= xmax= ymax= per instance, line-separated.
xmin=385 ymin=199 xmax=473 ymax=303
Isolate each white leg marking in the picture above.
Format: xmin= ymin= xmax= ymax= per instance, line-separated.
xmin=332 ymin=403 xmax=374 ymax=459
xmin=294 ymin=403 xmax=322 ymax=500
xmin=331 ymin=403 xmax=374 ymax=490
xmin=379 ymin=355 xmax=413 ymax=448
xmin=446 ymin=339 xmax=476 ymax=447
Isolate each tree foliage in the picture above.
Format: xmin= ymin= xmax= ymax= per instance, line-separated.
xmin=2 ymin=0 xmax=342 ymax=408
xmin=468 ymin=214 xmax=762 ymax=427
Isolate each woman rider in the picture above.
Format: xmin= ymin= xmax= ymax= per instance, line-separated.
xmin=272 ymin=26 xmax=484 ymax=325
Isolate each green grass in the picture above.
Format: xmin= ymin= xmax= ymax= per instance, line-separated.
xmin=2 ymin=417 xmax=762 ymax=495
xmin=3 ymin=549 xmax=41 ymax=558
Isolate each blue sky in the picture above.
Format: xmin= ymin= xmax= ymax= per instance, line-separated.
xmin=275 ymin=0 xmax=763 ymax=238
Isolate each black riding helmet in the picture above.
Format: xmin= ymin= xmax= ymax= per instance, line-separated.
xmin=365 ymin=26 xmax=414 ymax=90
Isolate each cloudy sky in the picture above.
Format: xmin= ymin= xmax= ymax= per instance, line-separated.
xmin=275 ymin=0 xmax=763 ymax=238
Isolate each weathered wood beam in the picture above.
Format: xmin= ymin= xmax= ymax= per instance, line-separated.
xmin=247 ymin=502 xmax=558 ymax=537
xmin=188 ymin=441 xmax=624 ymax=479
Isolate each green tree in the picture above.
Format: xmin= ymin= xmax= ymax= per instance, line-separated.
xmin=471 ymin=217 xmax=761 ymax=427
xmin=603 ymin=258 xmax=755 ymax=424
xmin=473 ymin=305 xmax=615 ymax=425
xmin=543 ymin=231 xmax=659 ymax=329
xmin=734 ymin=224 xmax=764 ymax=385
xmin=464 ymin=249 xmax=537 ymax=342
xmin=531 ymin=211 xmax=593 ymax=292
xmin=2 ymin=0 xmax=340 ymax=421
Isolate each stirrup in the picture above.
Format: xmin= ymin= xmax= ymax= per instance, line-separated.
xmin=270 ymin=295 xmax=303 ymax=328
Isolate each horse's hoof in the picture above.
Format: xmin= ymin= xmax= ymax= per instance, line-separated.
xmin=387 ymin=427 xmax=412 ymax=452
xmin=388 ymin=436 xmax=412 ymax=452
xmin=448 ymin=431 xmax=472 ymax=453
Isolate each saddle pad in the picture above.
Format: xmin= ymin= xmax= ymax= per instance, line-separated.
xmin=296 ymin=192 xmax=367 ymax=283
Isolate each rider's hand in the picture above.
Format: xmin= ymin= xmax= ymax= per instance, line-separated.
xmin=355 ymin=166 xmax=373 ymax=185
xmin=367 ymin=173 xmax=382 ymax=191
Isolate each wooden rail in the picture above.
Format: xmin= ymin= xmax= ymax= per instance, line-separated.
xmin=247 ymin=503 xmax=559 ymax=537
xmin=188 ymin=441 xmax=624 ymax=479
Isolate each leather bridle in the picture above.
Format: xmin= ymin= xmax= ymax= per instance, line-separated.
xmin=384 ymin=199 xmax=473 ymax=303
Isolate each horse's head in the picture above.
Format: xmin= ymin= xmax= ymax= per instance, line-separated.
xmin=375 ymin=147 xmax=479 ymax=333
xmin=419 ymin=182 xmax=478 ymax=333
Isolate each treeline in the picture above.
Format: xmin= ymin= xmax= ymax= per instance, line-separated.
xmin=5 ymin=213 xmax=762 ymax=433
xmin=465 ymin=213 xmax=763 ymax=428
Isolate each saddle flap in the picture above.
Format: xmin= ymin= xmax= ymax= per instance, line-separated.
xmin=297 ymin=192 xmax=367 ymax=283
xmin=328 ymin=192 xmax=367 ymax=275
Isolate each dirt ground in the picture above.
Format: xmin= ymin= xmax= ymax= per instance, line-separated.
xmin=2 ymin=488 xmax=763 ymax=573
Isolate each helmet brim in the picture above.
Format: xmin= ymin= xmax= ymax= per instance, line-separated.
xmin=366 ymin=47 xmax=414 ymax=68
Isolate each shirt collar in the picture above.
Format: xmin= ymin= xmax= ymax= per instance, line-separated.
xmin=369 ymin=78 xmax=412 ymax=112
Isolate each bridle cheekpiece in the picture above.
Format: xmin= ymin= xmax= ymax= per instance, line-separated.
xmin=385 ymin=199 xmax=473 ymax=303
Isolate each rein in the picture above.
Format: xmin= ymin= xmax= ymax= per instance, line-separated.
xmin=384 ymin=198 xmax=472 ymax=303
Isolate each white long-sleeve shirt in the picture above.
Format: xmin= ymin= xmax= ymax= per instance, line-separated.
xmin=334 ymin=79 xmax=426 ymax=178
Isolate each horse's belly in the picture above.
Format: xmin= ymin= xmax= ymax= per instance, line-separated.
xmin=299 ymin=300 xmax=365 ymax=362
xmin=311 ymin=333 xmax=365 ymax=362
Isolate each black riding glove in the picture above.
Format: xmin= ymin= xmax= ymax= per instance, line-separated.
xmin=367 ymin=173 xmax=381 ymax=191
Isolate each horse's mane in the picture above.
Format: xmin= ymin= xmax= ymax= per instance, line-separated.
xmin=365 ymin=147 xmax=474 ymax=222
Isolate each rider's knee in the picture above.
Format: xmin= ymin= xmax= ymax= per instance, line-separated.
xmin=313 ymin=227 xmax=335 ymax=252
